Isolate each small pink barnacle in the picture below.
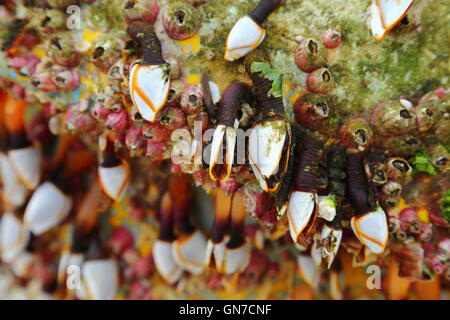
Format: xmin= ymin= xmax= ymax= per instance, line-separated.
xmin=105 ymin=108 xmax=129 ymax=132
xmin=31 ymin=70 xmax=58 ymax=93
xmin=162 ymin=2 xmax=201 ymax=41
xmin=294 ymin=93 xmax=330 ymax=130
xmin=8 ymin=54 xmax=40 ymax=76
xmin=124 ymin=0 xmax=159 ymax=25
xmin=339 ymin=118 xmax=373 ymax=153
xmin=125 ymin=126 xmax=146 ymax=151
xmin=399 ymin=207 xmax=420 ymax=233
xmin=142 ymin=123 xmax=170 ymax=142
xmin=159 ymin=106 xmax=186 ymax=131
xmin=220 ymin=178 xmax=241 ymax=196
xmin=180 ymin=84 xmax=204 ymax=115
xmin=294 ymin=39 xmax=327 ymax=72
xmin=91 ymin=103 xmax=111 ymax=121
xmin=52 ymin=69 xmax=80 ymax=91
xmin=65 ymin=104 xmax=96 ymax=132
xmin=306 ymin=67 xmax=335 ymax=95
xmin=146 ymin=141 xmax=167 ymax=163
xmin=322 ymin=29 xmax=341 ymax=49
xmin=419 ymin=221 xmax=433 ymax=242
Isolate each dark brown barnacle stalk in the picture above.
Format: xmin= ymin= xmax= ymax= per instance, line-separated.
xmin=294 ymin=39 xmax=327 ymax=72
xmin=287 ymin=135 xmax=320 ymax=244
xmin=162 ymin=1 xmax=201 ymax=41
xmin=244 ymin=50 xmax=291 ymax=192
xmin=306 ymin=67 xmax=335 ymax=95
xmin=293 ymin=93 xmax=330 ymax=130
xmin=346 ymin=153 xmax=388 ymax=254
xmin=209 ymin=81 xmax=249 ymax=182
xmin=386 ymin=157 xmax=412 ymax=184
xmin=339 ymin=118 xmax=373 ymax=153
xmin=170 ymin=174 xmax=207 ymax=275
xmin=127 ymin=21 xmax=170 ymax=122
xmin=371 ymin=99 xmax=416 ymax=135
xmin=224 ymin=0 xmax=283 ymax=61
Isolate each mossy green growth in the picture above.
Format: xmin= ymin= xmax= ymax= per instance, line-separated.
xmin=251 ymin=62 xmax=283 ymax=98
xmin=441 ymin=189 xmax=450 ymax=222
xmin=411 ymin=149 xmax=438 ymax=176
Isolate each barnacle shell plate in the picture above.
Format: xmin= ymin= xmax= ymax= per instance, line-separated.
xmin=225 ymin=16 xmax=266 ymax=62
xmin=98 ymin=161 xmax=130 ymax=201
xmin=370 ymin=0 xmax=414 ymax=40
xmin=172 ymin=230 xmax=207 ymax=275
xmin=129 ymin=64 xmax=170 ymax=122
xmin=287 ymin=191 xmax=317 ymax=243
xmin=7 ymin=146 xmax=41 ymax=190
xmin=351 ymin=206 xmax=388 ymax=254
xmin=24 ymin=182 xmax=72 ymax=236
xmin=82 ymin=259 xmax=118 ymax=300
xmin=153 ymin=240 xmax=183 ymax=285
xmin=0 ymin=153 xmax=27 ymax=209
xmin=0 ymin=212 xmax=30 ymax=264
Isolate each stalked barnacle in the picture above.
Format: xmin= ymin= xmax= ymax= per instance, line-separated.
xmin=287 ymin=135 xmax=320 ymax=244
xmin=346 ymin=153 xmax=388 ymax=254
xmin=322 ymin=30 xmax=341 ymax=49
xmin=128 ymin=21 xmax=170 ymax=122
xmin=339 ymin=118 xmax=373 ymax=153
xmin=224 ymin=0 xmax=283 ymax=61
xmin=153 ymin=192 xmax=183 ymax=284
xmin=386 ymin=157 xmax=412 ymax=184
xmin=123 ymin=0 xmax=159 ymax=24
xmin=52 ymin=69 xmax=81 ymax=91
xmin=81 ymin=233 xmax=119 ymax=300
xmin=428 ymin=144 xmax=449 ymax=173
xmin=294 ymin=39 xmax=327 ymax=73
xmin=371 ymin=99 xmax=416 ymax=135
xmin=206 ymin=188 xmax=231 ymax=272
xmin=293 ymin=93 xmax=330 ymax=130
xmin=162 ymin=2 xmax=201 ymax=41
xmin=221 ymin=190 xmax=251 ymax=275
xmin=384 ymin=135 xmax=422 ymax=157
xmin=97 ymin=133 xmax=130 ymax=201
xmin=209 ymin=81 xmax=249 ymax=182
xmin=4 ymin=94 xmax=42 ymax=190
xmin=180 ymin=84 xmax=204 ymax=115
xmin=170 ymin=174 xmax=208 ymax=275
xmin=306 ymin=68 xmax=335 ymax=95
xmin=369 ymin=0 xmax=415 ymax=41
xmin=46 ymin=34 xmax=81 ymax=68
xmin=245 ymin=50 xmax=291 ymax=192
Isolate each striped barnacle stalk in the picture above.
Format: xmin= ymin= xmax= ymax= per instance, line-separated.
xmin=209 ymin=81 xmax=249 ymax=182
xmin=287 ymin=134 xmax=320 ymax=245
xmin=347 ymin=153 xmax=388 ymax=254
xmin=128 ymin=21 xmax=170 ymax=122
xmin=224 ymin=0 xmax=283 ymax=61
xmin=245 ymin=50 xmax=291 ymax=192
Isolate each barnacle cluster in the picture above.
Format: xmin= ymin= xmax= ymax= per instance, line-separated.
xmin=0 ymin=0 xmax=448 ymax=300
